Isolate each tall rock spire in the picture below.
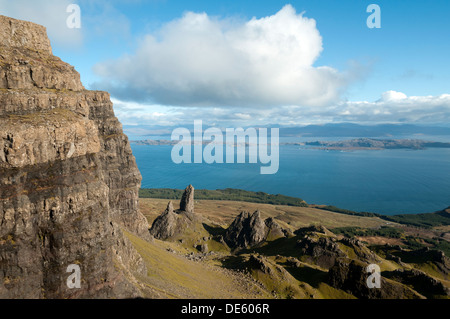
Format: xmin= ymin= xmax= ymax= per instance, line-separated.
xmin=180 ymin=184 xmax=195 ymax=213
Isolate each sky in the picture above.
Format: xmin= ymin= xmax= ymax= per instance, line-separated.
xmin=1 ymin=0 xmax=450 ymax=128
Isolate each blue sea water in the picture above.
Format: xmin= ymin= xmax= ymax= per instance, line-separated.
xmin=131 ymin=142 xmax=450 ymax=216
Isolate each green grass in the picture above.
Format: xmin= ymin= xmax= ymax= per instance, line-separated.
xmin=317 ymin=283 xmax=356 ymax=299
xmin=139 ymin=188 xmax=308 ymax=207
xmin=381 ymin=209 xmax=450 ymax=228
xmin=331 ymin=226 xmax=403 ymax=238
xmin=123 ymin=230 xmax=269 ymax=299
xmin=404 ymin=237 xmax=450 ymax=257
xmin=316 ymin=205 xmax=382 ymax=218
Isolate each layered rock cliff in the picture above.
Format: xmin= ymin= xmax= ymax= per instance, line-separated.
xmin=0 ymin=15 xmax=149 ymax=298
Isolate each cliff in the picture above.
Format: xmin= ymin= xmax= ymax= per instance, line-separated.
xmin=0 ymin=15 xmax=149 ymax=298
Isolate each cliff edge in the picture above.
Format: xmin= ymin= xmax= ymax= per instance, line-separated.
xmin=0 ymin=15 xmax=149 ymax=298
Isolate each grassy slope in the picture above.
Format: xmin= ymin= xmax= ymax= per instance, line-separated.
xmin=138 ymin=198 xmax=393 ymax=299
xmin=124 ymin=230 xmax=270 ymax=299
xmin=136 ymin=198 xmax=449 ymax=299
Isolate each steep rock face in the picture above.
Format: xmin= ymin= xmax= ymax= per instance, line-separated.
xmin=0 ymin=16 xmax=52 ymax=54
xmin=179 ymin=184 xmax=194 ymax=213
xmin=0 ymin=16 xmax=82 ymax=91
xmin=224 ymin=211 xmax=288 ymax=249
xmin=0 ymin=15 xmax=149 ymax=298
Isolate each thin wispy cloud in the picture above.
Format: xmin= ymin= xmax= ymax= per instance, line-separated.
xmin=113 ymin=91 xmax=450 ymax=127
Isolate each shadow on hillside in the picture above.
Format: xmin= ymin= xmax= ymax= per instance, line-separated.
xmin=242 ymin=236 xmax=301 ymax=258
xmin=203 ymin=223 xmax=226 ymax=236
xmin=392 ymin=250 xmax=432 ymax=264
xmin=382 ymin=270 xmax=447 ymax=299
xmin=220 ymin=255 xmax=247 ymax=270
xmin=280 ymin=262 xmax=328 ymax=289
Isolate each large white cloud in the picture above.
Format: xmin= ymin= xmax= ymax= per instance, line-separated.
xmin=94 ymin=5 xmax=350 ymax=107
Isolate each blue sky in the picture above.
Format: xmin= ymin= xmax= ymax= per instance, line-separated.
xmin=1 ymin=0 xmax=450 ymax=127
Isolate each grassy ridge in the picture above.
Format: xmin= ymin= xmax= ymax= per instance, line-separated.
xmin=139 ymin=188 xmax=308 ymax=207
xmin=381 ymin=209 xmax=450 ymax=228
xmin=330 ymin=226 xmax=403 ymax=238
xmin=315 ymin=205 xmax=382 ymax=218
xmin=318 ymin=206 xmax=450 ymax=228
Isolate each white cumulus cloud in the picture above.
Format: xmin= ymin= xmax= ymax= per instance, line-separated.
xmin=94 ymin=5 xmax=350 ymax=108
xmin=380 ymin=90 xmax=408 ymax=102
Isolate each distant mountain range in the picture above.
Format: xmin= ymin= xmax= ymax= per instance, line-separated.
xmin=131 ymin=137 xmax=450 ymax=150
xmin=305 ymin=138 xmax=450 ymax=150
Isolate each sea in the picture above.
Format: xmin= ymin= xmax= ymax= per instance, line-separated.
xmin=130 ymin=135 xmax=450 ymax=216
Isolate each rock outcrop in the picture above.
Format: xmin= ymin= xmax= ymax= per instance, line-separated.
xmin=150 ymin=187 xmax=201 ymax=240
xmin=149 ymin=201 xmax=178 ymax=240
xmin=384 ymin=269 xmax=449 ymax=298
xmin=295 ymin=225 xmax=380 ymax=269
xmin=180 ymin=184 xmax=194 ymax=213
xmin=328 ymin=259 xmax=423 ymax=299
xmin=0 ymin=16 xmax=52 ymax=55
xmin=339 ymin=237 xmax=381 ymax=264
xmin=224 ymin=211 xmax=288 ymax=249
xmin=0 ymin=15 xmax=149 ymax=298
xmin=403 ymin=247 xmax=450 ymax=275
xmin=296 ymin=234 xmax=346 ymax=269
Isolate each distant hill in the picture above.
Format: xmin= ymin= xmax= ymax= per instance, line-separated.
xmin=280 ymin=123 xmax=450 ymax=137
xmin=305 ymin=138 xmax=450 ymax=150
